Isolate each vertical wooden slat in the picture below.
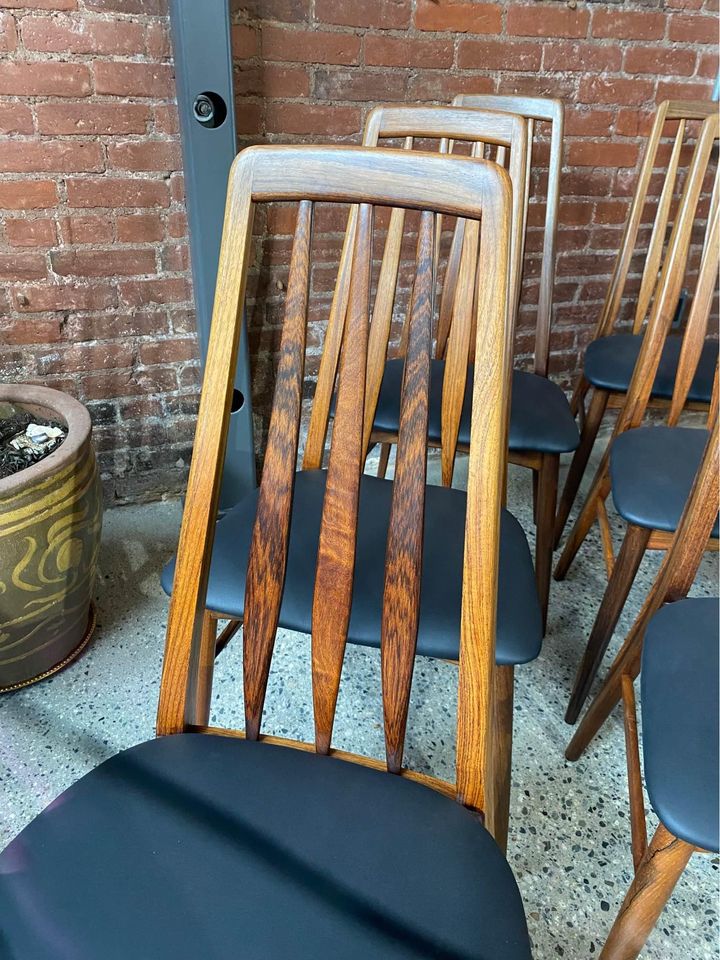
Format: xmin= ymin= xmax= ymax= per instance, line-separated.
xmin=244 ymin=201 xmax=313 ymax=740
xmin=311 ymin=203 xmax=372 ymax=755
xmin=632 ymin=120 xmax=686 ymax=334
xmin=457 ymin=172 xmax=512 ymax=813
xmin=157 ymin=156 xmax=255 ymax=737
xmin=708 ymin=363 xmax=719 ymax=430
xmin=362 ymin=199 xmax=408 ymax=455
xmin=436 ymin=217 xmax=465 ymax=359
xmin=520 ymin=119 xmax=533 ymax=277
xmin=668 ymin=198 xmax=719 ymax=425
xmin=381 ymin=211 xmax=434 ymax=774
xmin=533 ymin=105 xmax=563 ymax=377
xmin=303 ymin=205 xmax=357 ymax=470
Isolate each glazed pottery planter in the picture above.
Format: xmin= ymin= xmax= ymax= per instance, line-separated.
xmin=0 ymin=385 xmax=102 ymax=692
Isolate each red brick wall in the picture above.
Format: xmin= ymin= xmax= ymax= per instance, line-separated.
xmin=0 ymin=0 xmax=717 ymax=502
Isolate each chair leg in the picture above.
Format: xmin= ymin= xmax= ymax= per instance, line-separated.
xmin=554 ymin=472 xmax=611 ymax=582
xmin=485 ymin=664 xmax=514 ymax=855
xmin=569 ymin=372 xmax=589 ymax=419
xmin=535 ymin=454 xmax=559 ymax=634
xmin=215 ymin=618 xmax=242 ymax=657
xmin=599 ymin=824 xmax=694 ymax=960
xmin=554 ymin=387 xmax=609 ymax=549
xmin=565 ymin=523 xmax=650 ymax=724
xmin=377 ymin=442 xmax=391 ymax=478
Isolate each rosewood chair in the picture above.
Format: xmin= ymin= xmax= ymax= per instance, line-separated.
xmin=555 ymin=100 xmax=719 ymax=546
xmin=0 ymin=145 xmax=534 ymax=958
xmin=557 ymin=137 xmax=719 ymax=725
xmin=162 ymin=109 xmax=543 ymax=851
xmin=562 ymin=420 xmax=719 ymax=960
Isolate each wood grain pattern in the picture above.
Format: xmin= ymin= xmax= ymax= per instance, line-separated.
xmin=243 ymin=200 xmax=313 ymax=741
xmin=621 ymin=673 xmax=647 ymax=871
xmin=381 ymin=211 xmax=434 ymax=774
xmin=311 ymin=203 xmax=372 ymax=755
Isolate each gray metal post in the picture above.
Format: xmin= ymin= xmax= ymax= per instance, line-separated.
xmin=170 ymin=0 xmax=256 ymax=509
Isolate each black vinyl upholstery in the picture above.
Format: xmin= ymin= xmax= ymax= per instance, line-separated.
xmin=641 ymin=597 xmax=719 ymax=853
xmin=584 ymin=333 xmax=718 ymax=402
xmin=610 ymin=426 xmax=719 ymax=537
xmin=0 ymin=734 xmax=532 ymax=960
xmin=372 ymin=360 xmax=579 ymax=454
xmin=162 ymin=470 xmax=543 ymax=667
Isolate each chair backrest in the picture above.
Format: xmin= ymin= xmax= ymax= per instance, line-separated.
xmin=303 ymin=104 xmax=529 ymax=488
xmin=613 ymin=112 xmax=719 ymax=437
xmin=454 ymin=94 xmax=564 ymax=378
xmin=592 ymin=100 xmax=717 ymax=343
xmin=157 ymin=145 xmax=513 ymax=816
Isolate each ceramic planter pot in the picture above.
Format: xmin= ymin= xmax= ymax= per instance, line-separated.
xmin=0 ymin=385 xmax=102 ymax=692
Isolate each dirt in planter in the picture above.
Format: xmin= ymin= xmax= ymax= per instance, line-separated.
xmin=0 ymin=402 xmax=66 ymax=480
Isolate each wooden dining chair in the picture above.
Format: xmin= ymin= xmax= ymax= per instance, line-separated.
xmin=161 ymin=109 xmax=543 ymax=851
xmin=557 ymin=134 xmax=719 ymax=725
xmin=0 ymin=145 xmax=534 ymax=959
xmin=440 ymin=94 xmax=577 ymax=633
xmin=554 ymin=99 xmax=719 ymax=547
xmin=562 ymin=419 xmax=719 ymax=960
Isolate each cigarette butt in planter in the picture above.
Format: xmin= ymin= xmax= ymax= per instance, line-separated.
xmin=0 ymin=385 xmax=102 ymax=692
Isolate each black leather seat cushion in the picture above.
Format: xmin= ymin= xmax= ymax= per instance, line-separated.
xmin=372 ymin=359 xmax=579 ymax=454
xmin=0 ymin=734 xmax=532 ymax=959
xmin=162 ymin=470 xmax=542 ymax=667
xmin=641 ymin=598 xmax=719 ymax=853
xmin=584 ymin=333 xmax=718 ymax=402
xmin=610 ymin=426 xmax=719 ymax=537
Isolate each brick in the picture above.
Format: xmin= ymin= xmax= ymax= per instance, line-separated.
xmin=1 ymin=316 xmax=64 ymax=345
xmin=118 ymin=276 xmax=191 ymax=305
xmin=614 ymin=108 xmax=654 ymax=138
xmin=624 ymin=45 xmax=696 ymax=76
xmin=51 ymin=248 xmax=157 ymax=278
xmin=0 ymin=102 xmax=33 ymax=134
xmin=159 ymin=242 xmax=188 ymax=272
xmin=265 ymin=101 xmax=360 ymax=135
xmin=145 ymin=21 xmax=170 ymax=58
xmin=21 ymin=14 xmax=145 ymax=54
xmin=415 ymin=0 xmax=501 ymax=33
xmin=578 ymin=76 xmax=654 ymax=106
xmin=542 ymin=41 xmax=622 ymax=73
xmin=10 ymin=281 xmax=114 ymax=312
xmin=365 ymin=35 xmax=453 ymax=68
xmin=591 ymin=9 xmax=666 ymax=40
xmin=569 ymin=141 xmax=639 ymax=168
xmin=0 ymin=252 xmax=46 ymax=280
xmin=66 ymin=177 xmax=169 ymax=208
xmin=58 ymin=214 xmax=114 ymax=244
xmin=153 ymin=104 xmax=179 ymax=135
xmin=262 ymin=26 xmax=360 ymax=65
xmin=108 ymin=139 xmax=182 ymax=172
xmin=138 ymin=338 xmax=197 ymax=365
xmin=458 ymin=39 xmax=542 ymax=71
xmin=698 ymin=50 xmax=718 ymax=76
xmin=117 ymin=212 xmax=164 ymax=242
xmin=94 ymin=60 xmax=174 ymax=97
xmin=0 ymin=11 xmax=16 ymax=50
xmin=507 ymin=3 xmax=589 ymax=38
xmin=84 ymin=0 xmax=167 ymax=12
xmin=235 ymin=100 xmax=263 ymax=135
xmin=323 ymin=0 xmax=411 ymax=29
xmin=35 ymin=102 xmax=150 ymax=135
xmin=39 ymin=341 xmax=134 ymax=375
xmin=656 ymin=79 xmax=713 ymax=101
xmin=5 ymin=217 xmax=57 ymax=247
xmin=231 ymin=23 xmax=258 ymax=59
xmin=406 ymin=71 xmax=494 ymax=101
xmin=314 ymin=66 xmax=407 ymax=101
xmin=0 ymin=140 xmax=103 ymax=173
xmin=0 ymin=0 xmax=76 ymax=8
xmin=0 ymin=60 xmax=90 ymax=96
xmin=565 ymin=107 xmax=615 ymax=137
xmin=0 ymin=179 xmax=56 ymax=209
xmin=167 ymin=211 xmax=187 ymax=237
xmin=67 ymin=311 xmax=169 ymax=341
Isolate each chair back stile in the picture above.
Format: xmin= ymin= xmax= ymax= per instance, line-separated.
xmin=302 ymin=105 xmax=529 ymax=484
xmin=454 ymin=94 xmax=564 ymax=379
xmin=157 ymin=144 xmax=513 ymax=816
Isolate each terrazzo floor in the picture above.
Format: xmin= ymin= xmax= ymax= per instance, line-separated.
xmin=1 ymin=446 xmax=718 ymax=959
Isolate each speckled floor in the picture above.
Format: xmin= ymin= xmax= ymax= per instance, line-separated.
xmin=1 ymin=446 xmax=718 ymax=959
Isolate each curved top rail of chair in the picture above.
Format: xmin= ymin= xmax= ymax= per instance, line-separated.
xmin=664 ymin=99 xmax=717 ymax=120
xmin=453 ymin=92 xmax=563 ymax=125
xmin=231 ymin=144 xmax=512 ymax=219
xmin=365 ymin=104 xmax=528 ymax=148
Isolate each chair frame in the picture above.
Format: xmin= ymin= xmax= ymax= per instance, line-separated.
xmin=564 ymin=418 xmax=719 ymax=960
xmin=157 ymin=144 xmax=515 ymax=837
xmin=556 ymin=115 xmax=719 ymax=724
xmin=555 ymin=99 xmax=718 ymax=547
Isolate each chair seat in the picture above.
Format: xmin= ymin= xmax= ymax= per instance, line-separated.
xmin=0 ymin=733 xmax=532 ymax=959
xmin=373 ymin=360 xmax=579 ymax=454
xmin=610 ymin=426 xmax=719 ymax=537
xmin=162 ymin=470 xmax=543 ymax=667
xmin=641 ymin=597 xmax=720 ymax=853
xmin=584 ymin=333 xmax=718 ymax=402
